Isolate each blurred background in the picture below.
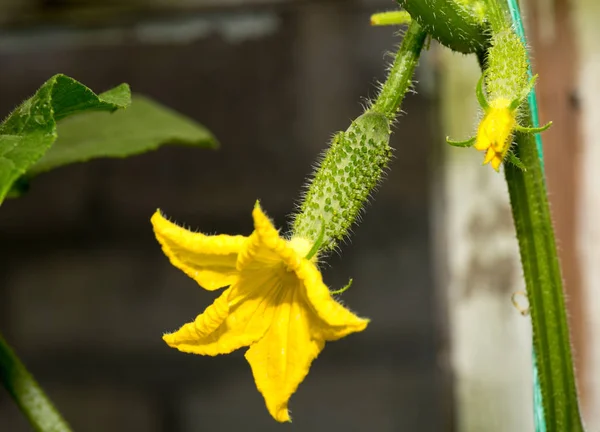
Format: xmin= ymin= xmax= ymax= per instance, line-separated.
xmin=0 ymin=0 xmax=597 ymax=431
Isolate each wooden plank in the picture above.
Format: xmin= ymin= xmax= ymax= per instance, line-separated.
xmin=571 ymin=0 xmax=600 ymax=427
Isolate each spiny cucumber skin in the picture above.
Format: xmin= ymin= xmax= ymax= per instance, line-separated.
xmin=399 ymin=0 xmax=487 ymax=54
xmin=292 ymin=112 xmax=391 ymax=250
xmin=485 ymin=29 xmax=529 ymax=102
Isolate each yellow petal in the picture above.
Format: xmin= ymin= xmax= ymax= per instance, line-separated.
xmin=474 ymin=137 xmax=490 ymax=151
xmin=483 ymin=147 xmax=496 ymax=165
xmin=164 ymin=265 xmax=282 ymax=356
xmin=163 ymin=287 xmax=230 ymax=347
xmin=245 ymin=285 xmax=324 ymax=423
xmin=252 ymin=203 xmax=282 ymax=249
xmin=491 ymin=155 xmax=503 ymax=172
xmin=474 ymin=121 xmax=491 ymax=151
xmin=152 ymin=210 xmax=246 ymax=290
xmin=296 ymin=260 xmax=369 ymax=340
xmin=476 ymin=102 xmax=516 ymax=154
xmin=237 ymin=204 xmax=300 ymax=272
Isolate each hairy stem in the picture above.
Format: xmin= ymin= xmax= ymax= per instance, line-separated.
xmin=0 ymin=332 xmax=72 ymax=432
xmin=505 ymin=119 xmax=584 ymax=432
xmin=494 ymin=0 xmax=585 ymax=429
xmin=371 ymin=21 xmax=428 ymax=119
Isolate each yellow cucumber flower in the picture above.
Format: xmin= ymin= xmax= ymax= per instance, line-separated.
xmin=152 ymin=203 xmax=369 ymax=423
xmin=474 ymin=98 xmax=516 ymax=171
xmin=446 ymin=74 xmax=551 ymax=171
xmin=445 ymin=28 xmax=553 ymax=171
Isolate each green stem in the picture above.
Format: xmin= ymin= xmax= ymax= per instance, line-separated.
xmin=370 ymin=21 xmax=427 ymax=120
xmin=505 ymin=124 xmax=584 ymax=432
xmin=506 ymin=0 xmax=545 ymax=168
xmin=0 ymin=333 xmax=72 ymax=432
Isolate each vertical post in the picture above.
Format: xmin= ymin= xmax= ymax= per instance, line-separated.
xmin=572 ymin=0 xmax=600 ymax=427
xmin=433 ymin=48 xmax=534 ymax=431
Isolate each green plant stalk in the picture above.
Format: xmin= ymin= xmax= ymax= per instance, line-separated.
xmin=505 ymin=120 xmax=584 ymax=431
xmin=0 ymin=333 xmax=72 ymax=432
xmin=370 ymin=21 xmax=427 ymax=119
xmin=506 ymin=0 xmax=545 ymax=168
xmin=533 ymin=349 xmax=547 ymax=431
xmin=505 ymin=2 xmax=547 ymax=430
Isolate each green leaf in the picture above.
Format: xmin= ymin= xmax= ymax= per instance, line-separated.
xmin=26 ymin=94 xmax=217 ymax=177
xmin=0 ymin=74 xmax=130 ymax=204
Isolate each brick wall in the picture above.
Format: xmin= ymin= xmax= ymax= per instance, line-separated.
xmin=0 ymin=1 xmax=448 ymax=431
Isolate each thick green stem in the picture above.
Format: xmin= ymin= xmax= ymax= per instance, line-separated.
xmin=505 ymin=125 xmax=584 ymax=432
xmin=485 ymin=0 xmax=585 ymax=428
xmin=0 ymin=333 xmax=72 ymax=432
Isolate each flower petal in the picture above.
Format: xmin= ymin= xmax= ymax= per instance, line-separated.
xmin=152 ymin=210 xmax=246 ymax=290
xmin=251 ymin=203 xmax=282 ymax=248
xmin=238 ymin=204 xmax=307 ymax=275
xmin=163 ymin=287 xmax=230 ymax=347
xmin=163 ymin=265 xmax=283 ymax=356
xmin=491 ymin=155 xmax=503 ymax=172
xmin=483 ymin=147 xmax=496 ymax=165
xmin=236 ymin=204 xmax=291 ymax=270
xmin=474 ymin=125 xmax=491 ymax=151
xmin=296 ymin=261 xmax=369 ymax=340
xmin=245 ymin=284 xmax=324 ymax=423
